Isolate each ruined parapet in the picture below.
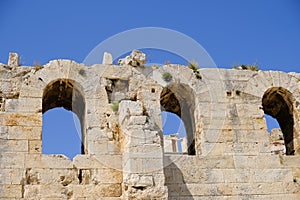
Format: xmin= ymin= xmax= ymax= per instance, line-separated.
xmin=118 ymin=50 xmax=146 ymax=67
xmin=0 ymin=52 xmax=300 ymax=199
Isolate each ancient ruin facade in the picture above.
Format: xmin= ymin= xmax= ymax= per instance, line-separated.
xmin=0 ymin=52 xmax=300 ymax=199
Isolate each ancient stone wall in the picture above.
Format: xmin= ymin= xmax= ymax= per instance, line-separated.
xmin=0 ymin=54 xmax=299 ymax=199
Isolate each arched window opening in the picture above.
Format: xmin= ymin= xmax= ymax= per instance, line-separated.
xmin=161 ymin=111 xmax=187 ymax=153
xmin=262 ymin=87 xmax=294 ymax=155
xmin=43 ymin=108 xmax=82 ymax=159
xmin=160 ymin=84 xmax=196 ymax=155
xmin=42 ymin=79 xmax=85 ymax=159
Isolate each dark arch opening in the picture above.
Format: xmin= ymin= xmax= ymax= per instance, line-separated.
xmin=160 ymin=84 xmax=196 ymax=155
xmin=42 ymin=79 xmax=85 ymax=158
xmin=262 ymin=87 xmax=294 ymax=155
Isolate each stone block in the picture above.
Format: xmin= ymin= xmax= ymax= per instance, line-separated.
xmin=73 ymin=154 xmax=122 ymax=170
xmin=181 ymin=183 xmax=233 ymax=196
xmin=25 ymin=154 xmax=73 ymax=169
xmin=3 ymin=113 xmax=42 ymax=127
xmin=5 ymin=98 xmax=42 ymax=113
xmin=252 ymin=169 xmax=293 ymax=183
xmin=142 ymin=158 xmax=164 ymax=173
xmin=126 ymin=144 xmax=163 ymax=158
xmin=86 ymin=127 xmax=108 ymax=142
xmin=231 ymin=182 xmax=284 ymax=195
xmin=102 ymin=66 xmax=132 ymax=80
xmin=90 ymin=168 xmax=122 ymax=184
xmin=280 ymin=155 xmax=300 ymax=167
xmin=233 ymin=155 xmax=281 ymax=169
xmin=7 ymin=126 xmax=41 ymax=140
xmin=0 ymin=184 xmax=22 ymax=198
xmin=0 ymin=169 xmax=25 ymax=184
xmin=283 ymin=181 xmax=300 ymax=194
xmin=125 ymin=129 xmax=145 ymax=146
xmin=72 ymin=155 xmax=105 ymax=169
xmin=28 ymin=140 xmax=42 ymax=153
xmin=126 ymin=174 xmax=153 ymax=187
xmin=195 ymin=155 xmax=235 ymax=169
xmin=204 ymin=129 xmax=234 ymax=143
xmin=88 ymin=140 xmax=108 ymax=155
xmin=236 ymin=104 xmax=264 ymax=119
xmin=107 ymin=141 xmax=121 ymax=154
xmin=0 ymin=139 xmax=28 ymax=152
xmin=24 ymin=168 xmax=79 ymax=185
xmin=119 ymin=100 xmax=143 ymax=124
xmin=123 ymin=157 xmax=143 ymax=173
xmin=128 ymin=116 xmax=147 ymax=125
xmin=223 ymin=169 xmax=252 ymax=183
xmin=24 ymin=184 xmax=69 ymax=199
xmin=69 ymin=184 xmax=122 ymax=198
xmin=0 ymin=152 xmax=25 ymax=168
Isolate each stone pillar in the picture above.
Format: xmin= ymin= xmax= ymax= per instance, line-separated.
xmin=102 ymin=52 xmax=113 ymax=65
xmin=8 ymin=52 xmax=19 ymax=68
xmin=119 ymin=100 xmax=168 ymax=199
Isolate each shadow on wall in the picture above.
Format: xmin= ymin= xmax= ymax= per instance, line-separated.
xmin=164 ymin=156 xmax=193 ymax=199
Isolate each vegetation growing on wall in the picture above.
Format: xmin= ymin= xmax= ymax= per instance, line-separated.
xmin=233 ymin=64 xmax=259 ymax=71
xmin=111 ymin=101 xmax=119 ymax=112
xmin=188 ymin=61 xmax=202 ymax=79
xmin=162 ymin=72 xmax=173 ymax=82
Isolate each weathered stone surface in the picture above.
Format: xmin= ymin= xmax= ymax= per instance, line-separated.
xmin=0 ymin=54 xmax=300 ymax=199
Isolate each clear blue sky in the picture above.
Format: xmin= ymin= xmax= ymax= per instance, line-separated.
xmin=1 ymin=1 xmax=299 ymax=158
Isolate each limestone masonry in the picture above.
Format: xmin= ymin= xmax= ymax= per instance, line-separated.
xmin=0 ymin=52 xmax=300 ymax=199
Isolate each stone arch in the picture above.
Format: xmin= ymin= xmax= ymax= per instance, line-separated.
xmin=160 ymin=83 xmax=196 ymax=155
xmin=243 ymin=70 xmax=299 ymax=100
xmin=42 ymin=78 xmax=86 ymax=154
xmin=262 ymin=87 xmax=295 ymax=155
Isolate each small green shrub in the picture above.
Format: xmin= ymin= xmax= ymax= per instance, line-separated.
xmin=111 ymin=101 xmax=119 ymax=112
xmin=188 ymin=61 xmax=202 ymax=80
xmin=188 ymin=61 xmax=199 ymax=71
xmin=33 ymin=61 xmax=44 ymax=71
xmin=162 ymin=72 xmax=172 ymax=82
xmin=34 ymin=65 xmax=44 ymax=71
xmin=79 ymin=69 xmax=86 ymax=76
xmin=235 ymin=90 xmax=241 ymax=95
